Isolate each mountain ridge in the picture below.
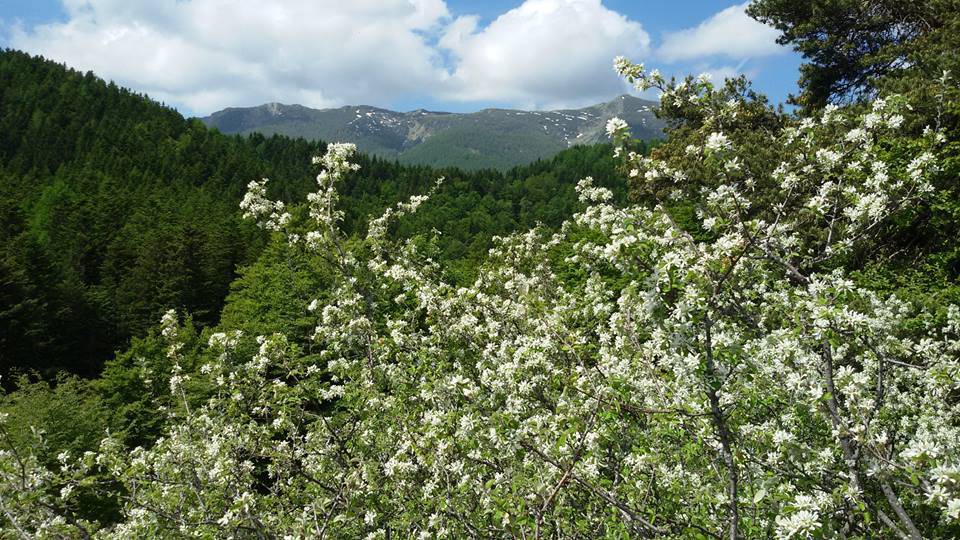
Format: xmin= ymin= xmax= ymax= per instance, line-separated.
xmin=201 ymin=95 xmax=664 ymax=170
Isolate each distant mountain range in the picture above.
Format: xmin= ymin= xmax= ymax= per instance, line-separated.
xmin=200 ymin=95 xmax=664 ymax=170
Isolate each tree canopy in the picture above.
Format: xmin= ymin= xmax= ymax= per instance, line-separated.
xmin=747 ymin=0 xmax=960 ymax=111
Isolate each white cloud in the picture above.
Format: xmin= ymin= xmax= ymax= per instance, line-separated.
xmin=439 ymin=0 xmax=649 ymax=109
xmin=9 ymin=0 xmax=452 ymax=114
xmin=7 ymin=1 xmax=788 ymax=114
xmin=657 ymin=2 xmax=782 ymax=63
xmin=7 ymin=0 xmax=649 ymax=114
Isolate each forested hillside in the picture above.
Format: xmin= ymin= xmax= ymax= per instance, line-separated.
xmin=0 ymin=49 xmax=648 ymax=381
xmin=2 ymin=1 xmax=960 ymax=537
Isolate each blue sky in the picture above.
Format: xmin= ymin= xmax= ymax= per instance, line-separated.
xmin=0 ymin=0 xmax=803 ymax=116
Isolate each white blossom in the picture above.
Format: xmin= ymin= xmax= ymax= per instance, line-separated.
xmin=705 ymin=131 xmax=732 ymax=152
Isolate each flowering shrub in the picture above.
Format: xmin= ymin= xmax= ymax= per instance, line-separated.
xmin=2 ymin=61 xmax=959 ymax=539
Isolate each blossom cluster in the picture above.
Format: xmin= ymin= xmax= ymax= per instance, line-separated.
xmin=239 ymin=178 xmax=290 ymax=231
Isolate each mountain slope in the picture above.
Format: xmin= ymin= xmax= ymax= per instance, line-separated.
xmin=201 ymin=96 xmax=664 ymax=170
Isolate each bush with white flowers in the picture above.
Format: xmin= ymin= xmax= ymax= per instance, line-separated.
xmin=2 ymin=59 xmax=958 ymax=539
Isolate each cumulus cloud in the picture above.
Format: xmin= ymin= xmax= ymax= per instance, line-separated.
xmin=656 ymin=2 xmax=782 ymax=62
xmin=9 ymin=0 xmax=451 ymax=114
xmin=4 ymin=0 xmax=788 ymax=114
xmin=6 ymin=0 xmax=650 ymax=114
xmin=438 ymin=0 xmax=649 ymax=109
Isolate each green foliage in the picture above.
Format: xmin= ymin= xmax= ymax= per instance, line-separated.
xmin=218 ymin=238 xmax=332 ymax=340
xmin=0 ymin=375 xmax=122 ymax=527
xmin=747 ymin=0 xmax=960 ymax=110
xmin=0 ymin=49 xmax=638 ymax=381
xmin=0 ymin=49 xmax=271 ymax=379
xmin=0 ymin=375 xmax=108 ymax=466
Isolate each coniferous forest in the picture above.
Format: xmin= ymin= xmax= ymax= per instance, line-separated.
xmin=2 ymin=0 xmax=960 ymax=538
xmin=0 ymin=46 xmax=642 ymax=381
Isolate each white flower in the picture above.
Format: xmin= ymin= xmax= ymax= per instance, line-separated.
xmin=724 ymin=157 xmax=742 ymax=172
xmin=947 ymin=499 xmax=960 ymax=520
xmin=845 ymin=128 xmax=867 ymax=143
xmin=772 ymin=430 xmax=794 ymax=446
xmin=821 ymin=103 xmax=840 ymax=124
xmin=605 ymin=117 xmax=630 ymax=139
xmin=815 ymin=149 xmax=842 ymax=168
xmin=705 ymin=132 xmax=731 ymax=153
xmin=776 ymin=509 xmax=819 ymax=538
xmin=160 ymin=309 xmax=178 ymax=337
xmin=613 ymin=55 xmax=629 ymax=73
xmin=907 ymin=152 xmax=935 ymax=181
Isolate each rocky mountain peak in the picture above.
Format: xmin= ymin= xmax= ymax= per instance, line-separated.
xmin=201 ymin=96 xmax=665 ymax=170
